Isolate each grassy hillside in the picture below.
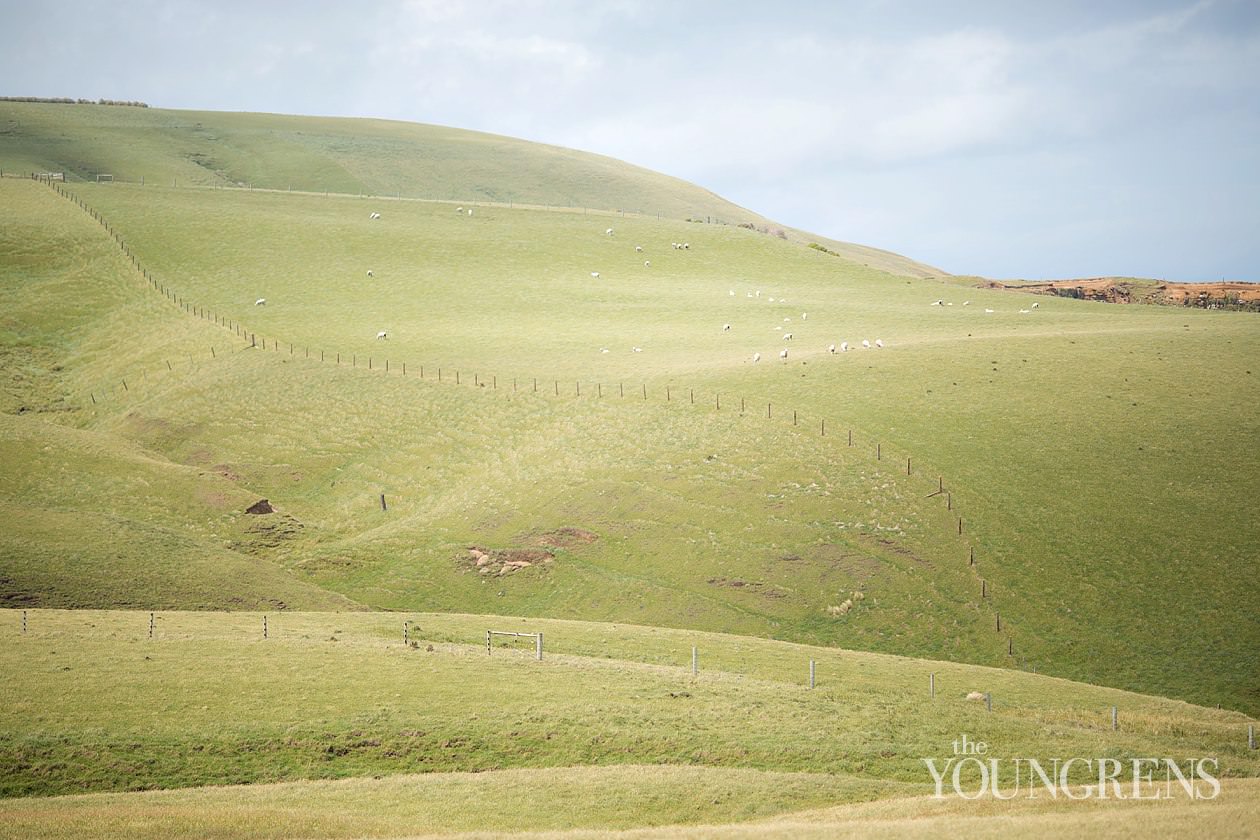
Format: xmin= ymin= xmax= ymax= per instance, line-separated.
xmin=1 ymin=610 xmax=1254 ymax=802
xmin=0 ymin=101 xmax=940 ymax=278
xmin=2 ymin=174 xmax=1252 ymax=715
xmin=5 ymin=777 xmax=1256 ymax=840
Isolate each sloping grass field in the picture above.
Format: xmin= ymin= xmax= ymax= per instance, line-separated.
xmin=1 ymin=609 xmax=1256 ymax=837
xmin=1 ymin=102 xmax=1258 ymax=835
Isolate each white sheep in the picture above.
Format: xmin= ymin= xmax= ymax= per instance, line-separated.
xmin=255 ymin=298 xmax=266 ymax=306
xmin=605 ymin=227 xmax=614 ymax=235
xmin=779 ymin=348 xmax=788 ymax=359
xmin=862 ymin=339 xmax=871 ymax=349
xmin=746 ymin=292 xmax=753 ymax=298
xmin=755 ymin=290 xmax=761 ymax=298
xmin=632 ymin=346 xmax=642 ymax=353
xmin=963 ymin=300 xmax=971 ymax=306
xmin=1019 ymin=309 xmax=1030 ymax=314
xmin=368 ymin=212 xmax=381 ymax=220
xmin=376 ymin=330 xmax=388 ymax=340
xmin=591 ymin=271 xmax=601 ymax=279
xmin=768 ymin=297 xmax=775 ymax=302
xmin=467 ymin=208 xmax=473 ymax=216
xmin=635 ymin=245 xmax=643 ymax=252
xmin=729 ymin=290 xmax=735 ymax=297
xmin=682 ymin=243 xmax=690 ymax=250
xmin=644 ymin=260 xmax=651 ymax=267
xmin=753 ymin=352 xmax=761 ymax=362
xmin=456 ymin=207 xmax=463 ymax=213
xmin=840 ymin=341 xmax=849 ymax=352
xmin=784 ymin=317 xmax=791 ymax=322
xmin=828 ymin=343 xmax=836 ymax=353
xmin=600 ymin=348 xmax=609 ymax=353
xmin=875 ymin=339 xmax=884 ymax=348
xmin=366 ymin=270 xmax=374 ymax=277
xmin=802 ymin=313 xmax=807 ymax=320
xmin=985 ymin=308 xmax=995 ymax=314
xmin=783 ymin=333 xmax=793 ymax=340
xmin=723 ymin=324 xmax=731 ymax=331
xmin=931 ymin=299 xmax=944 ymax=306
xmin=1031 ymin=301 xmax=1040 ymax=309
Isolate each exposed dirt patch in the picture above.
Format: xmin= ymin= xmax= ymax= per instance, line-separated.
xmin=984 ymin=277 xmax=1260 ymax=309
xmin=806 ymin=544 xmax=883 ymax=581
xmin=463 ymin=546 xmax=554 ymax=576
xmin=231 ymin=513 xmax=303 ymax=553
xmin=0 ymin=576 xmax=40 ymax=606
xmin=870 ymin=536 xmax=929 ymax=565
xmin=527 ymin=527 xmax=599 ymax=548
xmin=707 ymin=577 xmax=787 ymax=599
xmin=211 ymin=464 xmax=243 ymax=482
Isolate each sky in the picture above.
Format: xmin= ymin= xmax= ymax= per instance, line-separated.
xmin=3 ymin=0 xmax=1258 ymax=281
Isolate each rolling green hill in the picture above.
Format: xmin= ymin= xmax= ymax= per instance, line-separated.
xmin=2 ymin=102 xmax=1258 ymax=837
xmin=1 ymin=610 xmax=1255 ymax=832
xmin=0 ymin=101 xmax=940 ymax=278
xmin=1 ymin=170 xmax=1256 ymax=718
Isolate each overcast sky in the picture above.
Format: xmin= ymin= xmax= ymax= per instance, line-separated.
xmin=4 ymin=0 xmax=1258 ymax=280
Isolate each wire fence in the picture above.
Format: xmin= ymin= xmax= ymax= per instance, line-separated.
xmin=41 ymin=177 xmax=1021 ymax=668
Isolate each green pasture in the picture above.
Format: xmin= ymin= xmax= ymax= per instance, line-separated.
xmin=1 ymin=175 xmax=1251 ymax=713
xmin=0 ymin=101 xmax=938 ymax=277
xmin=1 ymin=610 xmax=1253 ymax=802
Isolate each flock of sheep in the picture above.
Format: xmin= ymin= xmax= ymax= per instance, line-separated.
xmin=252 ymin=212 xmax=1043 ymax=361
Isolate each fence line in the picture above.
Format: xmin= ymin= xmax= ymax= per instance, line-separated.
xmin=47 ymin=180 xmax=1018 ymax=666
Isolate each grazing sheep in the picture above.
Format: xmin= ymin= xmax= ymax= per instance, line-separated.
xmin=985 ymin=308 xmax=995 ymax=314
xmin=255 ymin=298 xmax=266 ymax=306
xmin=931 ymin=299 xmax=944 ymax=306
xmin=635 ymin=245 xmax=643 ymax=252
xmin=963 ymin=300 xmax=971 ymax=306
xmin=779 ymin=348 xmax=789 ymax=359
xmin=591 ymin=271 xmax=601 ymax=279
xmin=467 ymin=208 xmax=473 ymax=216
xmin=600 ymin=348 xmax=609 ymax=353
xmin=755 ymin=290 xmax=761 ymax=298
xmin=632 ymin=346 xmax=642 ymax=353
xmin=682 ymin=243 xmax=690 ymax=250
xmin=376 ymin=330 xmax=388 ymax=340
xmin=753 ymin=352 xmax=761 ymax=362
xmin=828 ymin=343 xmax=836 ymax=353
xmin=862 ymin=339 xmax=871 ymax=349
xmin=784 ymin=317 xmax=791 ymax=322
xmin=729 ymin=290 xmax=735 ymax=296
xmin=783 ymin=333 xmax=793 ymax=340
xmin=723 ymin=324 xmax=731 ymax=331
xmin=1032 ymin=301 xmax=1040 ymax=309
xmin=644 ymin=260 xmax=650 ymax=267
xmin=769 ymin=297 xmax=776 ymax=302
xmin=840 ymin=341 xmax=849 ymax=352
xmin=368 ymin=212 xmax=381 ymax=220
xmin=802 ymin=313 xmax=807 ymax=320
xmin=366 ymin=270 xmax=374 ymax=277
xmin=746 ymin=292 xmax=753 ymax=298
xmin=1019 ymin=308 xmax=1030 ymax=314
xmin=966 ymin=691 xmax=987 ymax=702
xmin=456 ymin=207 xmax=463 ymax=213
xmin=875 ymin=339 xmax=884 ymax=348
xmin=605 ymin=228 xmax=614 ymax=235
